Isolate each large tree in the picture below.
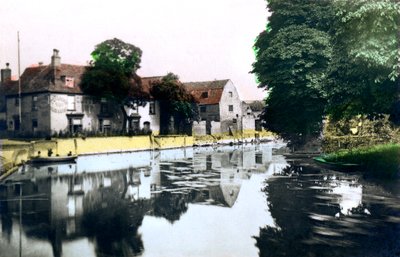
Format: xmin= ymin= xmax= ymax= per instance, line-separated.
xmin=253 ymin=0 xmax=400 ymax=146
xmin=253 ymin=0 xmax=334 ymax=146
xmin=80 ymin=38 xmax=147 ymax=132
xmin=150 ymin=73 xmax=198 ymax=135
xmin=327 ymin=0 xmax=400 ymax=121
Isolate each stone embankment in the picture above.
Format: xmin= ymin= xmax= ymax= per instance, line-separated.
xmin=0 ymin=131 xmax=274 ymax=180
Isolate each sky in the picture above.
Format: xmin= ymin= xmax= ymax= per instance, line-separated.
xmin=0 ymin=0 xmax=269 ymax=100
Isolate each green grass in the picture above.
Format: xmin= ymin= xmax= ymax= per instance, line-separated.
xmin=324 ymin=143 xmax=400 ymax=178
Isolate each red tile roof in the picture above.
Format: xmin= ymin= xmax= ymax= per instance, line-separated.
xmin=3 ymin=64 xmax=86 ymax=95
xmin=183 ymin=79 xmax=229 ymax=105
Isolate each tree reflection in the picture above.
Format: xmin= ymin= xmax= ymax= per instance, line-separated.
xmin=255 ymin=163 xmax=400 ymax=257
xmin=152 ymin=191 xmax=188 ymax=223
xmin=255 ymin=165 xmax=323 ymax=257
xmin=82 ymin=187 xmax=145 ymax=257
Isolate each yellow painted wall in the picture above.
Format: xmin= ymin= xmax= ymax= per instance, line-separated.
xmin=154 ymin=136 xmax=193 ymax=149
xmin=1 ymin=135 xmax=194 ymax=173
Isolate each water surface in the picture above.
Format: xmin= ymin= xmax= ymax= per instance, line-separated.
xmin=1 ymin=143 xmax=399 ymax=257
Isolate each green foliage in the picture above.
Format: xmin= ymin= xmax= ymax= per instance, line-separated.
xmin=327 ymin=0 xmax=400 ymax=120
xmin=322 ymin=115 xmax=400 ymax=152
xmin=324 ymin=144 xmax=400 ymax=178
xmin=150 ymin=73 xmax=198 ymax=134
xmin=91 ymin=38 xmax=142 ymax=75
xmin=81 ymin=38 xmax=144 ymax=102
xmin=334 ymin=0 xmax=400 ymax=81
xmin=254 ymin=0 xmax=400 ymax=145
xmin=253 ymin=1 xmax=334 ymax=145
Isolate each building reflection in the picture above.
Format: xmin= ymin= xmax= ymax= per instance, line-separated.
xmin=0 ymin=144 xmax=274 ymax=257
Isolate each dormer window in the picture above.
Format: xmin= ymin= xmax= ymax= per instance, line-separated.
xmin=201 ymin=92 xmax=208 ymax=98
xmin=62 ymin=76 xmax=75 ymax=88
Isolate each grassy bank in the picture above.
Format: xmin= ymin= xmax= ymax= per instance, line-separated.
xmin=324 ymin=144 xmax=400 ymax=178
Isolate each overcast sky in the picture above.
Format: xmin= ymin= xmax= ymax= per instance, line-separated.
xmin=0 ymin=0 xmax=269 ymax=100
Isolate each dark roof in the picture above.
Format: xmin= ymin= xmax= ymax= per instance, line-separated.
xmin=183 ymin=79 xmax=229 ymax=105
xmin=140 ymin=76 xmax=163 ymax=95
xmin=3 ymin=65 xmax=158 ymax=99
xmin=3 ymin=64 xmax=86 ymax=95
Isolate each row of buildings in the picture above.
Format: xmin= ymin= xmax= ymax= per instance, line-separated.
xmin=0 ymin=49 xmax=263 ymax=138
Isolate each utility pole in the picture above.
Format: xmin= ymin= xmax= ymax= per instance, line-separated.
xmin=17 ymin=31 xmax=22 ymax=126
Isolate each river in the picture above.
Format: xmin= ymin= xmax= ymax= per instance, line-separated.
xmin=0 ymin=142 xmax=399 ymax=257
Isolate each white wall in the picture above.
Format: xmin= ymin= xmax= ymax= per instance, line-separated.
xmin=192 ymin=121 xmax=207 ymax=135
xmin=137 ymin=101 xmax=160 ymax=134
xmin=219 ymin=80 xmax=242 ymax=133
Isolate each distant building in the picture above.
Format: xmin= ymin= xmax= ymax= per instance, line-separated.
xmin=242 ymin=100 xmax=265 ymax=132
xmin=184 ymin=79 xmax=246 ymax=135
xmin=2 ymin=49 xmax=160 ymax=138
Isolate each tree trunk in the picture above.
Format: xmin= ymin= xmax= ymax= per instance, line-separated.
xmin=120 ymin=105 xmax=129 ymax=133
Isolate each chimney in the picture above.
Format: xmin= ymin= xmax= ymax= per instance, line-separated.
xmin=51 ymin=49 xmax=61 ymax=67
xmin=1 ymin=63 xmax=11 ymax=83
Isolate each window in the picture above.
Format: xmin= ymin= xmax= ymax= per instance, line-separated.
xmin=99 ymin=119 xmax=111 ymax=134
xmin=143 ymin=121 xmax=151 ymax=134
xmin=68 ymin=118 xmax=82 ymax=133
xmin=62 ymin=76 xmax=75 ymax=88
xmin=149 ymin=101 xmax=156 ymax=115
xmin=100 ymin=98 xmax=108 ymax=114
xmin=228 ymin=105 xmax=233 ymax=112
xmin=13 ymin=116 xmax=20 ymax=131
xmin=32 ymin=119 xmax=38 ymax=132
xmin=233 ymin=118 xmax=237 ymax=123
xmin=229 ymin=91 xmax=233 ymax=97
xmin=201 ymin=92 xmax=208 ymax=98
xmin=32 ymin=96 xmax=38 ymax=111
xmin=67 ymin=95 xmax=76 ymax=111
xmin=200 ymin=106 xmax=206 ymax=113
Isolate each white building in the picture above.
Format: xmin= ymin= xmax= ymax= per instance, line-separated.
xmin=3 ymin=49 xmax=160 ymax=137
xmin=184 ymin=79 xmax=250 ymax=135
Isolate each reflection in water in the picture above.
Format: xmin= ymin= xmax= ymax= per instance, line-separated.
xmin=255 ymin=163 xmax=400 ymax=257
xmin=0 ymin=144 xmax=277 ymax=257
xmin=1 ymin=144 xmax=400 ymax=257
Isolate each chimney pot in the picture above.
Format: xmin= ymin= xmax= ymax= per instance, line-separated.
xmin=1 ymin=63 xmax=12 ymax=83
xmin=51 ymin=49 xmax=61 ymax=67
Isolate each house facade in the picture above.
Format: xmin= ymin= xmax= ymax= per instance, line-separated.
xmin=2 ymin=49 xmax=160 ymax=138
xmin=184 ymin=79 xmax=245 ymax=135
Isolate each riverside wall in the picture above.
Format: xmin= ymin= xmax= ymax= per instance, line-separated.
xmin=0 ymin=131 xmax=272 ymax=176
xmin=0 ymin=135 xmax=193 ymax=172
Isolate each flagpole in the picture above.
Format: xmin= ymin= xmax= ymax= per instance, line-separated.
xmin=17 ymin=31 xmax=22 ymax=126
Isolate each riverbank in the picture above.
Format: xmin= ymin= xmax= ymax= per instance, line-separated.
xmin=322 ymin=143 xmax=400 ymax=178
xmin=0 ymin=131 xmax=275 ymax=179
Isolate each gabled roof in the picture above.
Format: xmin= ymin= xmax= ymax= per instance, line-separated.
xmin=183 ymin=79 xmax=229 ymax=105
xmin=3 ymin=64 xmax=86 ymax=95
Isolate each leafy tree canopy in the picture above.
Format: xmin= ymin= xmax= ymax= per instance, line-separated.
xmin=150 ymin=73 xmax=198 ymax=134
xmin=253 ymin=1 xmax=334 ymax=145
xmin=80 ymin=38 xmax=146 ymax=132
xmin=327 ymin=0 xmax=400 ymax=120
xmin=81 ymin=38 xmax=144 ymax=102
xmin=253 ymin=0 xmax=400 ymax=144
